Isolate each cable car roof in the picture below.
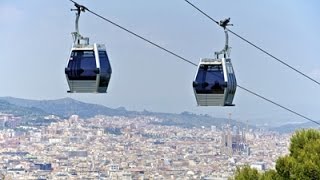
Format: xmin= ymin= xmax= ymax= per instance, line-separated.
xmin=72 ymin=44 xmax=106 ymax=51
xmin=200 ymin=58 xmax=223 ymax=64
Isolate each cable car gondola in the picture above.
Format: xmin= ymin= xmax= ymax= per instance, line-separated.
xmin=65 ymin=3 xmax=112 ymax=93
xmin=193 ymin=18 xmax=237 ymax=106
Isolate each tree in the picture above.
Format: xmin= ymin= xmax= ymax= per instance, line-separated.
xmin=233 ymin=129 xmax=320 ymax=180
xmin=289 ymin=129 xmax=320 ymax=158
xmin=234 ymin=166 xmax=259 ymax=180
xmin=276 ymin=129 xmax=320 ymax=180
xmin=259 ymin=170 xmax=279 ymax=180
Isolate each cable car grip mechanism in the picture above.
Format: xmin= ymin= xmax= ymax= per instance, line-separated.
xmin=70 ymin=1 xmax=89 ymax=46
xmin=215 ymin=18 xmax=233 ymax=59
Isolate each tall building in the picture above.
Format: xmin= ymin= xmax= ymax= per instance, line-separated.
xmin=221 ymin=125 xmax=232 ymax=156
xmin=220 ymin=116 xmax=250 ymax=156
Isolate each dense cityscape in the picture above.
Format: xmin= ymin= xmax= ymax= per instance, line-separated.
xmin=0 ymin=113 xmax=290 ymax=179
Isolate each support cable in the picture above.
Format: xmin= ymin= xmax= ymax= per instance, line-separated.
xmin=184 ymin=0 xmax=320 ymax=86
xmin=68 ymin=0 xmax=320 ymax=126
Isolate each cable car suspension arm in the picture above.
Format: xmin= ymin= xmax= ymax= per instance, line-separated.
xmin=70 ymin=0 xmax=89 ymax=45
xmin=215 ymin=18 xmax=233 ymax=59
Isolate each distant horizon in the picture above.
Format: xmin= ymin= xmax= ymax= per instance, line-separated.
xmin=0 ymin=95 xmax=309 ymax=128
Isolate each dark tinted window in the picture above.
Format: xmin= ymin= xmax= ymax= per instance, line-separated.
xmin=194 ymin=64 xmax=225 ymax=94
xmin=67 ymin=50 xmax=97 ymax=80
xmin=98 ymin=51 xmax=112 ymax=88
xmin=98 ymin=51 xmax=112 ymax=74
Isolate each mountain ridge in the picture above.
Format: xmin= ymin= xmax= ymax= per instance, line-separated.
xmin=0 ymin=96 xmax=249 ymax=129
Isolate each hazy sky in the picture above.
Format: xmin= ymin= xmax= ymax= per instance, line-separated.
xmin=1 ymin=1 xmax=320 ymax=125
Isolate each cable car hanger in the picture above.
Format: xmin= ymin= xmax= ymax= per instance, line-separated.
xmin=71 ymin=2 xmax=89 ymax=46
xmin=215 ymin=18 xmax=233 ymax=59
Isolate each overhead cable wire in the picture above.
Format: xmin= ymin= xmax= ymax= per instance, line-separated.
xmin=183 ymin=0 xmax=320 ymax=87
xmin=69 ymin=0 xmax=196 ymax=66
xmin=68 ymin=0 xmax=320 ymax=126
xmin=237 ymin=85 xmax=320 ymax=125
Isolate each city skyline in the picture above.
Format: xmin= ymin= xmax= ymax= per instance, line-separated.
xmin=0 ymin=112 xmax=291 ymax=179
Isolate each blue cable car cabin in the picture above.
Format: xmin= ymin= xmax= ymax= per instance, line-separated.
xmin=193 ymin=58 xmax=236 ymax=106
xmin=65 ymin=43 xmax=112 ymax=93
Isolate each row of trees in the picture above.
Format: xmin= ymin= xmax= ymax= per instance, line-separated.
xmin=234 ymin=129 xmax=320 ymax=180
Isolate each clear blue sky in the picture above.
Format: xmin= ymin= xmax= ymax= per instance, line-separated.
xmin=1 ymin=0 xmax=320 ymax=126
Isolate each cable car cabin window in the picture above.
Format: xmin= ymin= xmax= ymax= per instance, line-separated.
xmin=194 ymin=64 xmax=225 ymax=94
xmin=98 ymin=51 xmax=112 ymax=87
xmin=98 ymin=51 xmax=111 ymax=74
xmin=67 ymin=50 xmax=97 ymax=80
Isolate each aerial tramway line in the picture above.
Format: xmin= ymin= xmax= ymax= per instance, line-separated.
xmin=64 ymin=1 xmax=320 ymax=126
xmin=65 ymin=2 xmax=237 ymax=106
